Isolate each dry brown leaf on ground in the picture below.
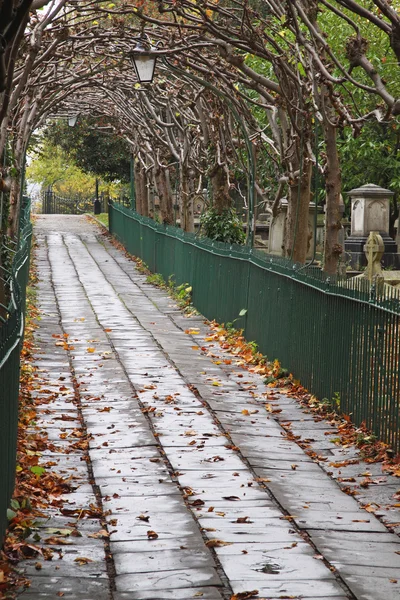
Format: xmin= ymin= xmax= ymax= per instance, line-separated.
xmin=230 ymin=591 xmax=259 ymax=600
xmin=147 ymin=530 xmax=158 ymax=539
xmin=205 ymin=539 xmax=232 ymax=547
xmin=74 ymin=557 xmax=93 ymax=565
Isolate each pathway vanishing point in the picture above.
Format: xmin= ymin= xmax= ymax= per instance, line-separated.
xmin=16 ymin=215 xmax=400 ymax=600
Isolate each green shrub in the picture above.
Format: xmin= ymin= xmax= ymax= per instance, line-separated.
xmin=200 ymin=207 xmax=245 ymax=244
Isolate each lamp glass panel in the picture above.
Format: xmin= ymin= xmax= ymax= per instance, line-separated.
xmin=134 ymin=54 xmax=156 ymax=83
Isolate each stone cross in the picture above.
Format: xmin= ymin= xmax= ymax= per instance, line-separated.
xmin=363 ymin=231 xmax=384 ymax=284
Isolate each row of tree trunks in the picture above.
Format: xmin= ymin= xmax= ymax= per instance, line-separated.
xmin=134 ymin=161 xmax=195 ymax=232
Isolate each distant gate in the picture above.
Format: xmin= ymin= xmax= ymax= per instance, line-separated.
xmin=41 ymin=189 xmax=107 ymax=214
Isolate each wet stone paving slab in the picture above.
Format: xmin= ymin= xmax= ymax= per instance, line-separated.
xmin=17 ymin=215 xmax=400 ymax=600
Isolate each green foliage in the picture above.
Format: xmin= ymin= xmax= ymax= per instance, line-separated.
xmin=316 ymin=392 xmax=341 ymax=413
xmin=339 ymin=121 xmax=400 ymax=196
xmin=264 ymin=367 xmax=289 ymax=385
xmin=145 ymin=271 xmax=194 ymax=313
xmin=200 ymin=207 xmax=245 ymax=244
xmin=30 ymin=465 xmax=46 ymax=477
xmin=95 ymin=213 xmax=109 ymax=227
xmin=146 ymin=272 xmax=165 ymax=287
xmin=44 ymin=117 xmax=131 ymax=183
xmin=27 ymin=144 xmax=95 ymax=196
xmin=356 ymin=432 xmax=377 ymax=446
xmin=27 ymin=140 xmax=124 ymax=199
xmin=226 ymin=308 xmax=248 ymax=334
xmin=174 ymin=283 xmax=193 ymax=311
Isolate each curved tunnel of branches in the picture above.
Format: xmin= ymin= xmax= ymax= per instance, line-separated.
xmin=1 ymin=0 xmax=400 ymax=286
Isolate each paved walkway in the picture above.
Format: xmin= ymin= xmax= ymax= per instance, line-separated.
xmin=18 ymin=215 xmax=400 ymax=600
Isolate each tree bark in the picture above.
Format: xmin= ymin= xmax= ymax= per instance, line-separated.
xmin=284 ymin=157 xmax=313 ymax=264
xmin=210 ymin=161 xmax=231 ymax=213
xmin=154 ymin=167 xmax=173 ymax=224
xmin=141 ymin=168 xmax=149 ymax=217
xmin=134 ymin=161 xmax=142 ymax=215
xmin=323 ymin=118 xmax=343 ymax=275
xmin=180 ymin=164 xmax=194 ymax=232
xmin=7 ymin=166 xmax=21 ymax=239
xmin=0 ymin=246 xmax=7 ymax=321
xmin=135 ymin=164 xmax=149 ymax=217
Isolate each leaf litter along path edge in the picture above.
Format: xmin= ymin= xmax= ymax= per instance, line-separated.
xmin=8 ymin=214 xmax=400 ymax=600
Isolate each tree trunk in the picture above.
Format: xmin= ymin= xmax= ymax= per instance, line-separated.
xmin=141 ymin=169 xmax=149 ymax=217
xmin=155 ymin=167 xmax=173 ymax=224
xmin=284 ymin=158 xmax=313 ymax=264
xmin=7 ymin=170 xmax=21 ymax=239
xmin=180 ymin=165 xmax=194 ymax=232
xmin=135 ymin=165 xmax=149 ymax=217
xmin=134 ymin=161 xmax=143 ymax=214
xmin=0 ymin=246 xmax=7 ymax=321
xmin=210 ymin=162 xmax=231 ymax=213
xmin=323 ymin=119 xmax=343 ymax=275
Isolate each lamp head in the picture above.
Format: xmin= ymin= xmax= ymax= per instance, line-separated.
xmin=129 ymin=40 xmax=157 ymax=84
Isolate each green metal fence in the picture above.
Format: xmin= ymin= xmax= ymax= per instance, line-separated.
xmin=109 ymin=202 xmax=400 ymax=453
xmin=0 ymin=198 xmax=32 ymax=545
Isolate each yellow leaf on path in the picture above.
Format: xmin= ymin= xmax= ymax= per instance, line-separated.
xmin=87 ymin=347 xmax=95 ymax=353
xmin=212 ymin=381 xmax=222 ymax=387
xmin=74 ymin=557 xmax=93 ymax=565
xmin=88 ymin=530 xmax=109 ymax=539
xmin=206 ymin=539 xmax=232 ymax=547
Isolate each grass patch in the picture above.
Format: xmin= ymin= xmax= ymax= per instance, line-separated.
xmin=95 ymin=213 xmax=109 ymax=227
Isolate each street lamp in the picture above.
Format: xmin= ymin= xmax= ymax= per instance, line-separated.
xmin=127 ymin=45 xmax=255 ymax=245
xmin=129 ymin=39 xmax=158 ymax=84
xmin=68 ymin=114 xmax=78 ymax=127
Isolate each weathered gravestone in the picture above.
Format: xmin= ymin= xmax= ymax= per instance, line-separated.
xmin=345 ymin=183 xmax=399 ymax=269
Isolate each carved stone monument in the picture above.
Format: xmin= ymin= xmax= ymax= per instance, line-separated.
xmin=269 ymin=199 xmax=317 ymax=259
xmin=345 ymin=183 xmax=399 ymax=269
xmin=351 ymin=230 xmax=400 ymax=291
xmin=363 ymin=231 xmax=385 ymax=290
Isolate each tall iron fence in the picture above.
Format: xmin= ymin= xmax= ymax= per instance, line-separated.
xmin=0 ymin=198 xmax=32 ymax=544
xmin=41 ymin=189 xmax=105 ymax=214
xmin=41 ymin=190 xmax=130 ymax=215
xmin=110 ymin=201 xmax=400 ymax=452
